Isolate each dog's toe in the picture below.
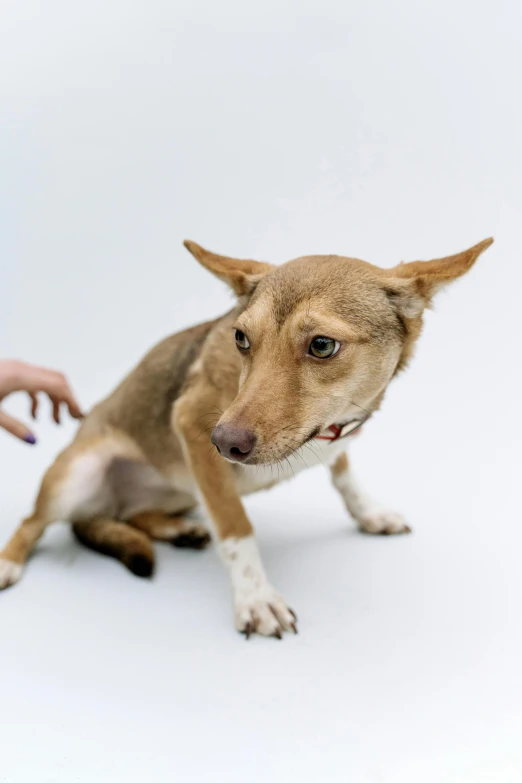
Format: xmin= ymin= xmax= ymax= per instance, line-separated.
xmin=234 ymin=587 xmax=298 ymax=639
xmin=171 ymin=522 xmax=211 ymax=550
xmin=358 ymin=511 xmax=411 ymax=535
xmin=0 ymin=558 xmax=23 ymax=590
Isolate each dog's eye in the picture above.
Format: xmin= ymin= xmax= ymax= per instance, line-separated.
xmin=235 ymin=329 xmax=250 ymax=350
xmin=309 ymin=336 xmax=340 ymax=359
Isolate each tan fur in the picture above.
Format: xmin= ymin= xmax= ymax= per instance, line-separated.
xmin=331 ymin=452 xmax=349 ymax=479
xmin=0 ymin=237 xmax=493 ymax=635
xmin=73 ymin=518 xmax=155 ymax=576
xmin=173 ymin=386 xmax=255 ymax=540
xmin=128 ymin=511 xmax=210 ymax=548
xmin=1 ymin=514 xmax=47 ymax=566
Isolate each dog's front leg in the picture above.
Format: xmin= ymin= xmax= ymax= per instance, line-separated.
xmin=330 ymin=452 xmax=411 ymax=535
xmin=174 ymin=396 xmax=297 ymax=638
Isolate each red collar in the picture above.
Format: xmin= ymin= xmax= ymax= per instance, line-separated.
xmin=315 ymin=421 xmax=364 ymax=442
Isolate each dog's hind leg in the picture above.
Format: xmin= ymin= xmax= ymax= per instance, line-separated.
xmin=127 ymin=511 xmax=211 ymax=550
xmin=330 ymin=452 xmax=411 ymax=535
xmin=0 ymin=434 xmax=138 ymax=589
xmin=72 ymin=518 xmax=155 ymax=577
xmin=0 ymin=513 xmax=50 ymax=588
xmin=0 ymin=453 xmax=78 ymax=589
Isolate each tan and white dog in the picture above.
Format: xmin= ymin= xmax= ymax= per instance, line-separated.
xmin=0 ymin=237 xmax=493 ymax=638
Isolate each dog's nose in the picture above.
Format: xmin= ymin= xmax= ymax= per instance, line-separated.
xmin=211 ymin=424 xmax=257 ymax=462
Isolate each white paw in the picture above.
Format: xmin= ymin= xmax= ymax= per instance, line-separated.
xmin=357 ymin=510 xmax=411 ymax=535
xmin=0 ymin=558 xmax=23 ymax=589
xmin=234 ymin=584 xmax=298 ymax=639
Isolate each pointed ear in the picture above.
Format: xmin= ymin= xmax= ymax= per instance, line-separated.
xmin=383 ymin=237 xmax=494 ymax=318
xmin=183 ymin=240 xmax=274 ymax=297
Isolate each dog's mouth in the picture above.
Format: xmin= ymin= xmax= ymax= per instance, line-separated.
xmin=212 ymin=408 xmax=372 ymax=466
xmin=234 ymin=416 xmax=370 ymax=467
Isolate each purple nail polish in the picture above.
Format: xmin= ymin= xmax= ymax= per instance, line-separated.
xmin=24 ymin=434 xmax=37 ymax=445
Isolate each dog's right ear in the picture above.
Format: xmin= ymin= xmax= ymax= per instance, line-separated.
xmin=183 ymin=241 xmax=273 ymax=297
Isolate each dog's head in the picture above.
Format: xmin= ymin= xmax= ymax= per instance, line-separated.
xmin=184 ymin=237 xmax=493 ymax=465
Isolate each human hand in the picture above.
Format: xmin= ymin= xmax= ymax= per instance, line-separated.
xmin=0 ymin=360 xmax=83 ymax=444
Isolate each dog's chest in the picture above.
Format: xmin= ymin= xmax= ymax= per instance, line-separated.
xmin=235 ymin=437 xmax=348 ymax=496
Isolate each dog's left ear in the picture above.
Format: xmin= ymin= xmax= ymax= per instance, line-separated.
xmin=183 ymin=240 xmax=274 ymax=297
xmin=383 ymin=237 xmax=494 ymax=318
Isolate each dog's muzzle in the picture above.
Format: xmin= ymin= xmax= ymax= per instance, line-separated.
xmin=211 ymin=424 xmax=257 ymax=462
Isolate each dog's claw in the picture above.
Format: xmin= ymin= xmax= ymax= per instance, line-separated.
xmin=291 ymin=622 xmax=298 ymax=634
xmin=289 ymin=608 xmax=298 ymax=621
xmin=234 ymin=588 xmax=296 ymax=639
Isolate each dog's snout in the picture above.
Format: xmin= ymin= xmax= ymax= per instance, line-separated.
xmin=211 ymin=424 xmax=257 ymax=462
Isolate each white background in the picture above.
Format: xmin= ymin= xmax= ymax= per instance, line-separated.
xmin=1 ymin=1 xmax=521 ymax=781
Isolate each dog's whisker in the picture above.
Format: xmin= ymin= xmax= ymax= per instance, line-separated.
xmin=193 ymin=422 xmax=221 ymax=442
xmin=302 ymin=441 xmax=325 ymax=467
xmin=349 ymin=400 xmax=372 ymax=417
xmin=283 ymin=455 xmax=296 ymax=480
xmin=194 ymin=411 xmax=222 ymax=423
xmin=288 ymin=445 xmax=308 ymax=469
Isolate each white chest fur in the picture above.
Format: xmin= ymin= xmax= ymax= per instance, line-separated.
xmin=235 ymin=435 xmax=348 ymax=496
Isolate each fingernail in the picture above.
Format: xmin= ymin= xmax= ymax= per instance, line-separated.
xmin=24 ymin=434 xmax=37 ymax=445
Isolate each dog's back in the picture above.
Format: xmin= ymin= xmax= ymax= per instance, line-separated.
xmin=76 ymin=316 xmax=221 ymax=469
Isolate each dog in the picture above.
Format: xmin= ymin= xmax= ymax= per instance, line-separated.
xmin=0 ymin=237 xmax=493 ymax=638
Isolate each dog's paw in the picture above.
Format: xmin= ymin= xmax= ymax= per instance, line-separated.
xmin=234 ymin=585 xmax=298 ymax=639
xmin=0 ymin=558 xmax=23 ymax=590
xmin=170 ymin=520 xmax=211 ymax=550
xmin=358 ymin=510 xmax=411 ymax=535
